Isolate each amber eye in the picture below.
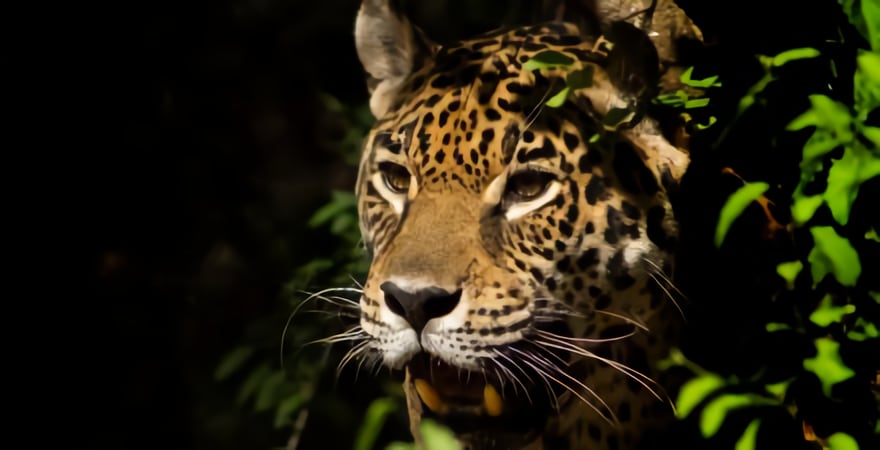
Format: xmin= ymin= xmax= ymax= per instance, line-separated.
xmin=505 ymin=170 xmax=555 ymax=202
xmin=378 ymin=161 xmax=411 ymax=194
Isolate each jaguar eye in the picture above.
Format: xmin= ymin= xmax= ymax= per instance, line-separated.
xmin=378 ymin=161 xmax=411 ymax=194
xmin=505 ymin=170 xmax=555 ymax=203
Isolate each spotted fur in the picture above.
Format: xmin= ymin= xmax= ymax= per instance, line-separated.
xmin=349 ymin=1 xmax=690 ymax=449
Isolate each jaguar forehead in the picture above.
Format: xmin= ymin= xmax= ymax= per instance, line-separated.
xmin=369 ymin=27 xmax=617 ymax=193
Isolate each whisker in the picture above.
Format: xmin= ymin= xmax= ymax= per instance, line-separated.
xmin=337 ymin=340 xmax=371 ymax=379
xmin=297 ymin=308 xmax=360 ymax=319
xmin=353 ymin=347 xmax=372 ymax=382
xmin=509 ymin=346 xmax=617 ymax=425
xmin=490 ymin=350 xmax=536 ymax=404
xmin=533 ymin=337 xmax=664 ymax=402
xmin=534 ymin=327 xmax=637 ymax=344
xmin=306 ymin=326 xmax=367 ymax=345
xmin=642 ymin=258 xmax=687 ymax=320
xmin=347 ymin=275 xmax=365 ymax=290
xmin=525 ymin=346 xmax=620 ymax=422
xmin=524 ymin=81 xmax=558 ymax=131
xmin=531 ymin=307 xmax=587 ymax=320
xmin=531 ymin=296 xmax=588 ymax=317
xmin=594 ymin=309 xmax=650 ymax=332
xmin=646 ymin=271 xmax=687 ymax=321
xmin=281 ymin=286 xmax=363 ymax=369
xmin=370 ymin=356 xmax=385 ymax=376
xmin=321 ymin=295 xmax=361 ymax=309
xmin=491 ymin=367 xmax=511 ymax=396
xmin=499 ymin=350 xmax=554 ymax=409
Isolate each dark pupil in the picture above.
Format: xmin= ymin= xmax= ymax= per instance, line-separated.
xmin=380 ymin=162 xmax=410 ymax=192
xmin=513 ymin=172 xmax=547 ymax=198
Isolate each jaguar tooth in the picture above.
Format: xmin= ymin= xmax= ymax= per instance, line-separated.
xmin=483 ymin=384 xmax=503 ymax=416
xmin=414 ymin=378 xmax=448 ymax=414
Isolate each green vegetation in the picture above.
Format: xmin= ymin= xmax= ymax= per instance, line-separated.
xmin=681 ymin=3 xmax=879 ymax=449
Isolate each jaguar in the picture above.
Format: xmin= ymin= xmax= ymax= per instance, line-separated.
xmin=344 ymin=1 xmax=692 ymax=448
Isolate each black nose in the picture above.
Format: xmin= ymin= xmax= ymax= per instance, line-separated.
xmin=380 ymin=282 xmax=462 ymax=334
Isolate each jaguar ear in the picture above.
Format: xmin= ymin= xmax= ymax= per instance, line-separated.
xmin=355 ymin=0 xmax=433 ymax=118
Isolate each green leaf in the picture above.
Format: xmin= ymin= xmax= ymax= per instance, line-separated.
xmin=841 ymin=0 xmax=876 ymax=50
xmin=255 ymin=370 xmax=286 ymax=412
xmin=237 ymin=363 xmax=271 ymax=405
xmin=787 ymin=108 xmax=820 ymax=131
xmin=867 ymin=227 xmax=880 ymax=243
xmin=855 ymin=50 xmax=880 ymax=114
xmin=330 ymin=211 xmax=355 ymax=235
xmin=685 ymin=98 xmax=711 ymax=109
xmin=765 ymin=379 xmax=791 ymax=399
xmin=803 ymin=338 xmax=855 ymax=397
xmin=824 ymin=145 xmax=880 ymax=225
xmin=566 ymin=66 xmax=594 ymax=89
xmin=771 ymin=47 xmax=821 ymax=67
xmin=308 ymin=191 xmax=357 ymax=228
xmin=522 ymin=51 xmax=575 ymax=71
xmin=847 ymin=316 xmax=880 ymax=341
xmin=420 ymin=419 xmax=462 ymax=450
xmin=273 ymin=393 xmax=305 ymax=428
xmin=734 ymin=419 xmax=762 ymax=450
xmin=787 ymin=96 xmax=854 ymax=158
xmin=715 ymin=182 xmax=770 ymax=248
xmin=545 ymin=87 xmax=570 ymax=107
xmin=679 ymin=66 xmax=694 ymax=84
xmin=701 ymin=394 xmax=768 ymax=438
xmin=654 ymin=90 xmax=687 ymax=107
xmin=800 ymin=132 xmax=843 ymax=165
xmin=738 ymin=91 xmax=757 ymax=113
xmin=828 ymin=431 xmax=860 ymax=450
xmin=809 ymin=295 xmax=856 ymax=327
xmin=354 ymin=397 xmax=398 ymax=450
xmin=792 ymin=194 xmax=824 ymax=225
xmin=862 ymin=126 xmax=880 ymax=147
xmin=776 ymin=260 xmax=803 ymax=289
xmin=766 ymin=322 xmax=791 ymax=332
xmin=676 ymin=374 xmax=726 ymax=418
xmin=695 ymin=116 xmax=718 ymax=130
xmin=808 ymin=226 xmax=861 ymax=286
xmin=602 ymin=107 xmax=635 ymax=129
xmin=215 ymin=346 xmax=255 ymax=381
xmin=680 ymin=66 xmax=723 ymax=88
xmin=862 ymin=0 xmax=880 ymax=50
xmin=385 ymin=443 xmax=416 ymax=450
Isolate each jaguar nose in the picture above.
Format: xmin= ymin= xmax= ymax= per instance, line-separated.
xmin=380 ymin=281 xmax=462 ymax=334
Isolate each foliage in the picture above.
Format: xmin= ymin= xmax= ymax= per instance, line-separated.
xmin=214 ymin=90 xmax=372 ymax=446
xmin=654 ymin=66 xmax=722 ymax=110
xmin=385 ymin=419 xmax=462 ymax=450
xmin=714 ymin=181 xmax=770 ymax=248
xmin=676 ymin=2 xmax=879 ymax=449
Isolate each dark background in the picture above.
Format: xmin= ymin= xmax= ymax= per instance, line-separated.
xmin=75 ymin=1 xmax=536 ymax=449
xmin=77 ymin=1 xmax=367 ymax=448
xmin=68 ymin=1 xmax=874 ymax=449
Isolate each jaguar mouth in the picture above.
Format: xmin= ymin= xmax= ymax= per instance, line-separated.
xmin=406 ymin=353 xmax=508 ymax=417
xmin=404 ymin=349 xmax=561 ymax=445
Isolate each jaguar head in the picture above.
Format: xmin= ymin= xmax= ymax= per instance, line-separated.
xmin=349 ymin=0 xmax=689 ymax=445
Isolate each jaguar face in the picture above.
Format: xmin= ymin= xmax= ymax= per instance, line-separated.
xmin=348 ymin=0 xmax=690 ymax=447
